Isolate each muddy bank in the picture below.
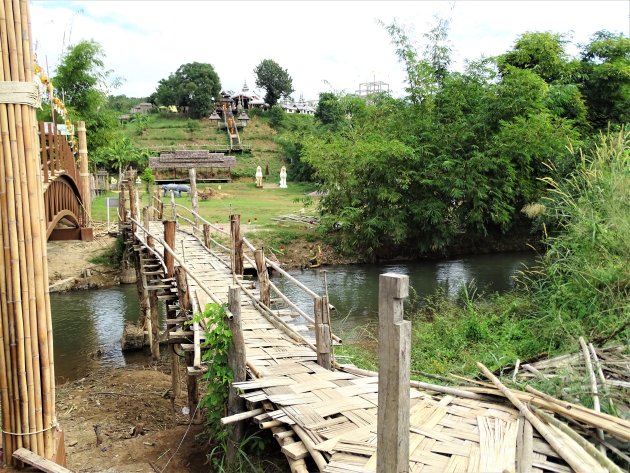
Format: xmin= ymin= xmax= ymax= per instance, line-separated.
xmin=55 ymin=364 xmax=207 ymax=472
xmin=48 ymin=235 xmax=121 ymax=292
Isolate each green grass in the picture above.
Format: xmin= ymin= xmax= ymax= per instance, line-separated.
xmin=88 ymin=235 xmax=124 ymax=268
xmin=122 ymin=113 xmax=228 ymax=148
xmin=90 ymin=181 xmax=317 ymax=229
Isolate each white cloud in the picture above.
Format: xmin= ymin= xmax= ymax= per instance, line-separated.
xmin=31 ymin=1 xmax=629 ymax=101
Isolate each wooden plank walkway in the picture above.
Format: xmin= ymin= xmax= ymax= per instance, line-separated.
xmin=137 ymin=222 xmax=575 ymax=473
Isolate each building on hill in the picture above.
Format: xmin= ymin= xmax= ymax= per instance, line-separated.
xmin=279 ymin=95 xmax=315 ymax=115
xmin=230 ymin=82 xmax=268 ymax=110
xmin=279 ymin=98 xmax=298 ymax=113
xmin=130 ymin=102 xmax=153 ymax=114
xmin=296 ymin=94 xmax=315 ymax=115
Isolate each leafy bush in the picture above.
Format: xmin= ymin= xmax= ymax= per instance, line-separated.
xmin=89 ymin=236 xmax=125 ymax=269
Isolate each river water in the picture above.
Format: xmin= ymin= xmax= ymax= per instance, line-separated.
xmin=273 ymin=252 xmax=536 ymax=337
xmin=50 ymin=252 xmax=535 ymax=382
xmin=50 ymin=285 xmax=146 ymax=383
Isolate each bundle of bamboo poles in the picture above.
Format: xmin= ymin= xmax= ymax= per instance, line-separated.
xmin=0 ymin=0 xmax=57 ymax=465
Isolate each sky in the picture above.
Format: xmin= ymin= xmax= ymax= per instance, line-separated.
xmin=30 ymin=1 xmax=629 ymax=102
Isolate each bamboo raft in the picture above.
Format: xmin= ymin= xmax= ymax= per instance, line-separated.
xmin=126 ymin=212 xmax=630 ymax=473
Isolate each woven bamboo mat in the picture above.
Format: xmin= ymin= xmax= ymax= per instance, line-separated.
xmin=147 ymin=224 xmax=577 ymax=473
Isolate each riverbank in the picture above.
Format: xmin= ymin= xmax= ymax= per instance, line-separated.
xmin=48 ymin=232 xmax=121 ymax=292
xmin=55 ymin=363 xmax=207 ymax=472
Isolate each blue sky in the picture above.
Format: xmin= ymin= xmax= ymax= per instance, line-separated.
xmin=31 ymin=1 xmax=629 ymax=101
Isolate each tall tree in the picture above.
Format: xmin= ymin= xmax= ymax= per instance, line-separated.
xmin=253 ymin=59 xmax=294 ymax=106
xmin=315 ymin=92 xmax=343 ymax=129
xmin=579 ymin=31 xmax=630 ymax=129
xmin=154 ymin=62 xmax=221 ymax=118
xmin=498 ymin=32 xmax=571 ymax=83
xmin=51 ymin=40 xmax=120 ymax=152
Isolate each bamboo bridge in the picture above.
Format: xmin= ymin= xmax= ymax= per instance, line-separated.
xmin=117 ymin=182 xmax=628 ymax=473
xmin=39 ymin=121 xmax=93 ymax=241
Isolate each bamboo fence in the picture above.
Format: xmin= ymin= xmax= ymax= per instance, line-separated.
xmin=0 ymin=0 xmax=57 ymax=464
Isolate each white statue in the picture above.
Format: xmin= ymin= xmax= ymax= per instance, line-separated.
xmin=255 ymin=165 xmax=263 ymax=188
xmin=279 ymin=166 xmax=287 ymax=188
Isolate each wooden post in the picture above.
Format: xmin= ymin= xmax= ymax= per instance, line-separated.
xmin=175 ymin=267 xmax=191 ymax=314
xmin=189 ymin=168 xmax=199 ymax=228
xmin=226 ymin=286 xmax=246 ymax=468
xmin=163 ymin=220 xmax=176 ymax=277
xmin=173 ymin=267 xmax=193 ymax=402
xmin=128 ymin=179 xmax=137 ymax=235
xmin=152 ymin=186 xmax=161 ymax=219
xmin=77 ymin=121 xmax=91 ymax=218
xmin=203 ymin=224 xmax=211 ymax=248
xmin=377 ymin=273 xmax=410 ymax=473
xmin=230 ymin=214 xmax=243 ymax=275
xmin=184 ymin=350 xmax=200 ymax=423
xmin=254 ymin=249 xmax=270 ymax=306
xmin=170 ymin=190 xmax=176 ymax=220
xmin=144 ymin=237 xmax=160 ymax=361
xmin=133 ymin=243 xmax=147 ymax=323
xmin=142 ymin=207 xmax=149 ymax=232
xmin=314 ymin=296 xmax=332 ymax=370
xmin=118 ymin=181 xmax=127 ymax=229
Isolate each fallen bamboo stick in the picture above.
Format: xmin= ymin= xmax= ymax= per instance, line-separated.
xmin=579 ymin=336 xmax=605 ymax=453
xmin=259 ymin=420 xmax=283 ymax=430
xmin=588 ymin=343 xmax=607 ymax=388
xmin=532 ymin=406 xmax=623 ymax=473
xmin=220 ymin=408 xmax=264 ymax=425
xmin=292 ymin=424 xmax=327 ymax=472
xmin=461 ymin=384 xmax=630 ymax=442
xmin=339 ymin=364 xmax=489 ymax=400
xmin=477 ymin=362 xmax=592 ymax=473
xmin=523 ymin=385 xmax=630 ymax=442
xmin=271 ymin=426 xmax=309 ymax=473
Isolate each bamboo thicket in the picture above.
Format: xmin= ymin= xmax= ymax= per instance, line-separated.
xmin=0 ymin=0 xmax=58 ymax=464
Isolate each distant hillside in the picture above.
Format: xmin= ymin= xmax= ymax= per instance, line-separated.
xmin=124 ymin=113 xmax=284 ymax=179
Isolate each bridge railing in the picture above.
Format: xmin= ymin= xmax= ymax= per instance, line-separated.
xmin=166 ymin=198 xmax=341 ymax=356
xmin=38 ymin=122 xmax=79 ymax=185
xmin=170 ymin=199 xmax=325 ymax=298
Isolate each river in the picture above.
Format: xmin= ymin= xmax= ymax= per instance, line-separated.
xmin=51 ymin=251 xmax=535 ymax=382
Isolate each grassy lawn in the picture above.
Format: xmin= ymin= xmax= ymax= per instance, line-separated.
xmin=98 ymin=115 xmax=306 ymax=246
xmin=90 ymin=181 xmax=317 ymax=229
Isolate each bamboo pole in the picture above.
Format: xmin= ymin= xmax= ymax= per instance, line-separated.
xmin=77 ymin=121 xmax=90 ymax=217
xmin=0 ymin=0 xmax=57 ymax=461
xmin=0 ymin=0 xmax=28 ymax=451
xmin=10 ymin=2 xmax=42 ymax=451
xmin=0 ymin=167 xmax=15 ymax=457
xmin=532 ymin=407 xmax=624 ymax=473
xmin=477 ymin=362 xmax=591 ymax=473
xmin=578 ymin=336 xmax=605 ymax=452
